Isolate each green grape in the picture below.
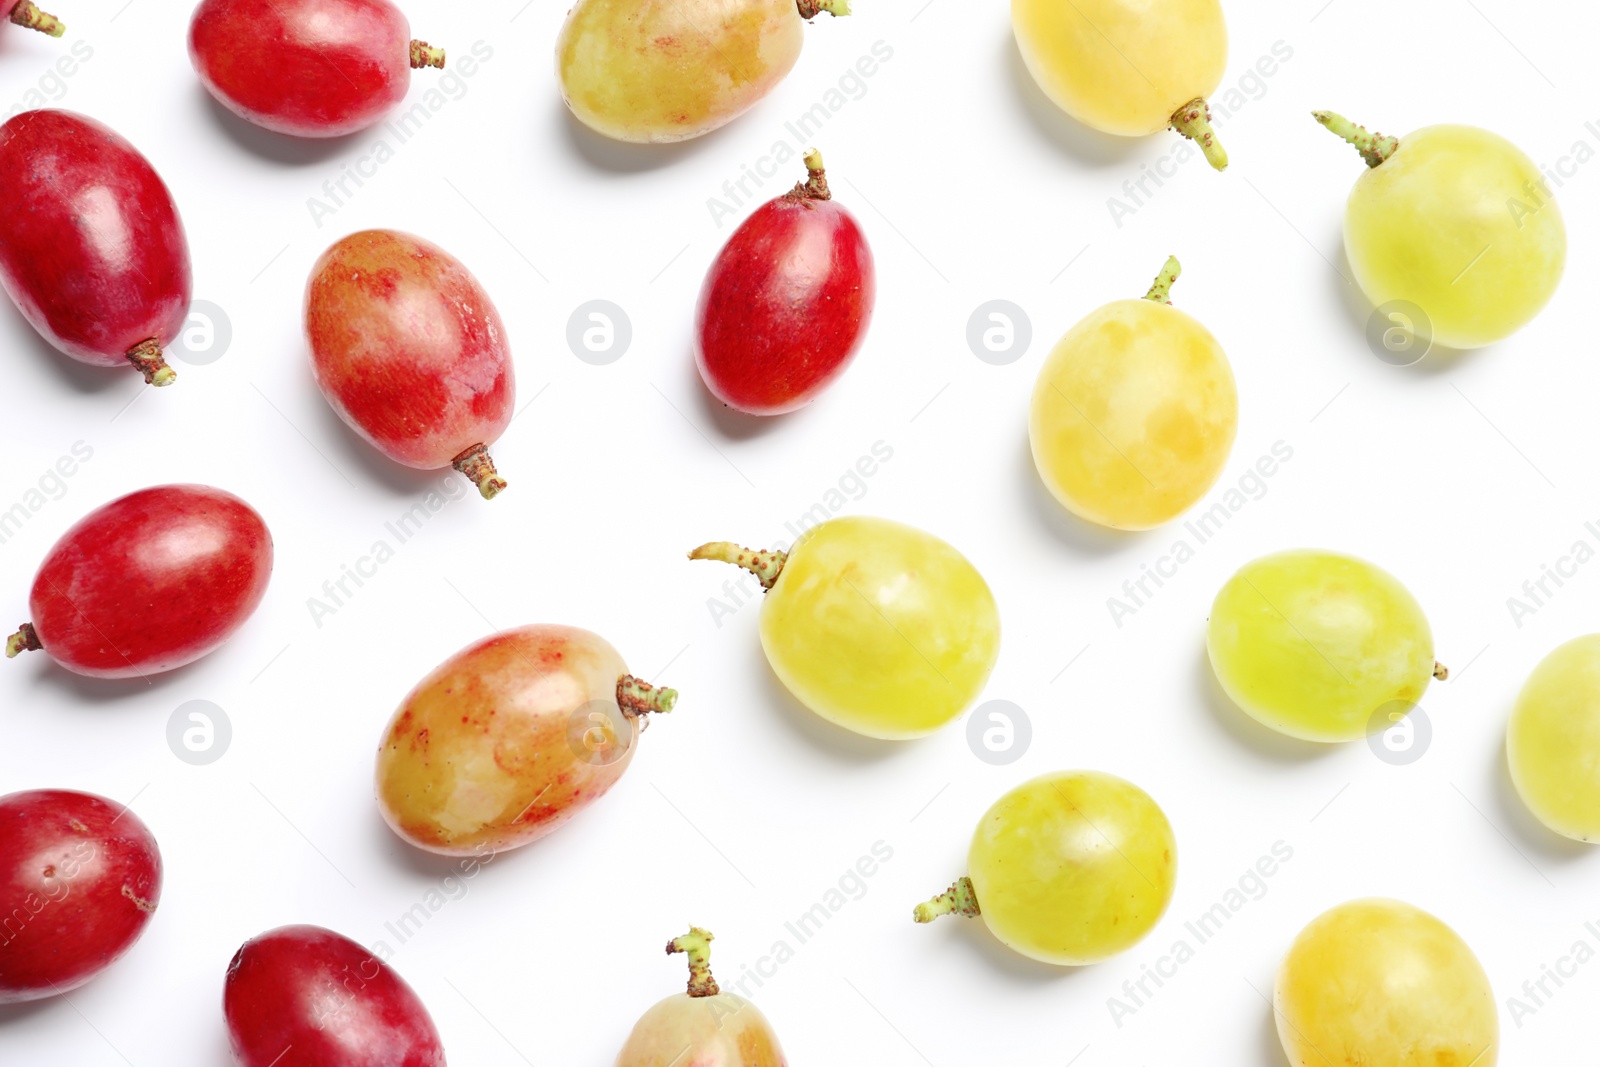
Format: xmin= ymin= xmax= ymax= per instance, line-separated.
xmin=1029 ymin=256 xmax=1238 ymax=530
xmin=1276 ymin=899 xmax=1497 ymax=1067
xmin=1507 ymin=634 xmax=1600 ymax=841
xmin=914 ymin=771 xmax=1176 ymax=965
xmin=1207 ymin=549 xmax=1443 ymax=742
xmin=690 ymin=517 xmax=1000 ymax=740
xmin=1315 ymin=112 xmax=1566 ymax=350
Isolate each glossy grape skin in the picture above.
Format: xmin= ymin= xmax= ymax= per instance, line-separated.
xmin=1343 ymin=125 xmax=1565 ymax=350
xmin=0 ymin=791 xmax=161 ymax=1004
xmin=1207 ymin=550 xmax=1437 ymax=743
xmin=305 ymin=229 xmax=514 ymax=498
xmin=1276 ymin=899 xmax=1497 ymax=1067
xmin=756 ymin=517 xmax=999 ymax=739
xmin=11 ymin=485 xmax=272 ymax=679
xmin=190 ymin=0 xmax=440 ymax=139
xmin=965 ymin=771 xmax=1175 ymax=966
xmin=695 ymin=157 xmax=875 ymax=415
xmin=0 ymin=110 xmax=191 ymax=385
xmin=1012 ymin=0 xmax=1226 ymax=137
xmin=557 ymin=0 xmax=821 ymax=144
xmin=1029 ymin=297 xmax=1237 ymax=530
xmin=224 ymin=925 xmax=445 ymax=1067
xmin=377 ymin=625 xmax=671 ymax=856
xmin=1507 ymin=635 xmax=1600 ymax=841
xmin=617 ymin=992 xmax=786 ymax=1066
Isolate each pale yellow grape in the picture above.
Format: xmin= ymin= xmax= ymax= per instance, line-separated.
xmin=1507 ymin=634 xmax=1600 ymax=841
xmin=1276 ymin=899 xmax=1497 ymax=1067
xmin=1207 ymin=550 xmax=1438 ymax=742
xmin=1029 ymin=258 xmax=1237 ymax=530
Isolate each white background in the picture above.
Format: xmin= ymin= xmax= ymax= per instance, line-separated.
xmin=0 ymin=0 xmax=1594 ymax=1063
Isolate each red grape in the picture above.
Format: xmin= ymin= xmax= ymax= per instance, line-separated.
xmin=695 ymin=150 xmax=875 ymax=415
xmin=376 ymin=625 xmax=677 ymax=855
xmin=189 ymin=0 xmax=445 ymax=139
xmin=5 ymin=484 xmax=273 ymax=679
xmin=0 ymin=790 xmax=162 ymax=1004
xmin=4 ymin=0 xmax=63 ymax=37
xmin=305 ymin=230 xmax=515 ymax=499
xmin=0 ymin=110 xmax=192 ymax=386
xmin=224 ymin=925 xmax=445 ymax=1067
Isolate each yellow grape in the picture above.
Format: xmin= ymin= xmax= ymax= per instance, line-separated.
xmin=1507 ymin=634 xmax=1600 ymax=841
xmin=556 ymin=0 xmax=848 ymax=144
xmin=1012 ymin=0 xmax=1230 ymax=167
xmin=1207 ymin=550 xmax=1441 ymax=742
xmin=690 ymin=517 xmax=999 ymax=739
xmin=1029 ymin=257 xmax=1238 ymax=530
xmin=1276 ymin=899 xmax=1498 ymax=1067
xmin=915 ymin=771 xmax=1176 ymax=966
xmin=1316 ymin=113 xmax=1566 ymax=349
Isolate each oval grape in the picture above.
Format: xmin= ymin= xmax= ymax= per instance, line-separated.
xmin=616 ymin=928 xmax=786 ymax=1066
xmin=1507 ymin=634 xmax=1600 ymax=841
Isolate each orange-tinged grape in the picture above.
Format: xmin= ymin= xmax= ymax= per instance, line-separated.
xmin=1276 ymin=899 xmax=1498 ymax=1067
xmin=1507 ymin=635 xmax=1600 ymax=841
xmin=1316 ymin=112 xmax=1566 ymax=350
xmin=1029 ymin=257 xmax=1238 ymax=530
xmin=556 ymin=0 xmax=849 ymax=144
xmin=1012 ymin=0 xmax=1229 ymax=167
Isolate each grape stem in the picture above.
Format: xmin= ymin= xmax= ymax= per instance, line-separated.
xmin=913 ymin=877 xmax=981 ymax=923
xmin=1433 ymin=661 xmax=1449 ymax=681
xmin=9 ymin=1 xmax=64 ymax=36
xmin=1312 ymin=111 xmax=1398 ymax=168
xmin=409 ymin=40 xmax=446 ymax=69
xmin=617 ymin=675 xmax=678 ymax=720
xmin=1169 ymin=99 xmax=1227 ymax=172
xmin=452 ymin=444 xmax=507 ymax=501
xmin=667 ymin=927 xmax=720 ymax=998
xmin=688 ymin=542 xmax=788 ymax=591
xmin=1143 ymin=256 xmax=1182 ymax=305
xmin=126 ymin=339 xmax=176 ymax=387
xmin=785 ymin=149 xmax=832 ymax=203
xmin=797 ymin=0 xmax=851 ymax=18
xmin=5 ymin=623 xmax=41 ymax=659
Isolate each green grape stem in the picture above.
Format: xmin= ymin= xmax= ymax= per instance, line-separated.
xmin=617 ymin=674 xmax=678 ymax=719
xmin=451 ymin=444 xmax=507 ymax=501
xmin=5 ymin=623 xmax=40 ymax=659
xmin=1169 ymin=99 xmax=1228 ymax=172
xmin=667 ymin=927 xmax=720 ymax=997
xmin=1434 ymin=661 xmax=1450 ymax=681
xmin=410 ymin=40 xmax=446 ymax=69
xmin=913 ymin=877 xmax=981 ymax=923
xmin=797 ymin=0 xmax=851 ymax=18
xmin=786 ymin=149 xmax=832 ymax=202
xmin=688 ymin=542 xmax=788 ymax=591
xmin=9 ymin=1 xmax=64 ymax=36
xmin=1312 ymin=111 xmax=1399 ymax=168
xmin=1143 ymin=256 xmax=1182 ymax=305
xmin=125 ymin=339 xmax=176 ymax=387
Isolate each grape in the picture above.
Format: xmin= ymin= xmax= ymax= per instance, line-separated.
xmin=696 ymin=150 xmax=876 ymax=415
xmin=1207 ymin=549 xmax=1442 ymax=742
xmin=616 ymin=928 xmax=786 ymax=1066
xmin=0 ymin=790 xmax=161 ymax=1003
xmin=190 ymin=0 xmax=444 ymax=139
xmin=305 ymin=229 xmax=515 ymax=499
xmin=1315 ymin=112 xmax=1565 ymax=350
xmin=556 ymin=0 xmax=850 ymax=144
xmin=1276 ymin=899 xmax=1497 ymax=1067
xmin=1507 ymin=634 xmax=1600 ymax=841
xmin=6 ymin=485 xmax=273 ymax=679
xmin=224 ymin=925 xmax=445 ymax=1067
xmin=690 ymin=517 xmax=1000 ymax=739
xmin=1012 ymin=0 xmax=1229 ymax=168
xmin=1029 ymin=257 xmax=1238 ymax=530
xmin=376 ymin=625 xmax=677 ymax=855
xmin=5 ymin=1 xmax=63 ymax=37
xmin=915 ymin=771 xmax=1176 ymax=965
xmin=0 ymin=110 xmax=191 ymax=385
